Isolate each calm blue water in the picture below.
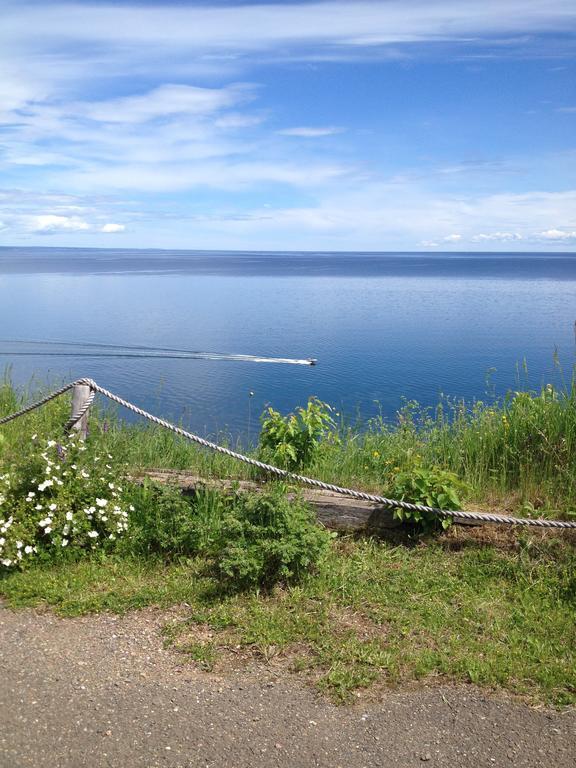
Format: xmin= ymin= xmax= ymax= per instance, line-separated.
xmin=1 ymin=248 xmax=575 ymax=440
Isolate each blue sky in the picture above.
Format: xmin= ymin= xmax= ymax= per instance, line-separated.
xmin=0 ymin=0 xmax=575 ymax=251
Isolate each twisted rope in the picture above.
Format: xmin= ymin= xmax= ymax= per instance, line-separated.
xmin=1 ymin=377 xmax=575 ymax=529
xmin=0 ymin=381 xmax=77 ymax=426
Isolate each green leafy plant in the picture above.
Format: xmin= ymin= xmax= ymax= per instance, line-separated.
xmin=390 ymin=464 xmax=466 ymax=532
xmin=258 ymin=397 xmax=337 ymax=471
xmin=216 ymin=485 xmax=332 ymax=590
xmin=122 ymin=481 xmax=226 ymax=558
xmin=0 ymin=432 xmax=132 ymax=569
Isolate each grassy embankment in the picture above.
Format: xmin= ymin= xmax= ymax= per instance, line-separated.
xmin=0 ymin=375 xmax=575 ymax=706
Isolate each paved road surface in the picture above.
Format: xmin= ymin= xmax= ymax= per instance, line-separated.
xmin=1 ymin=605 xmax=574 ymax=767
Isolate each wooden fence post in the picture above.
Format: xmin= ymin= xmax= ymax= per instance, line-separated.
xmin=70 ymin=383 xmax=91 ymax=440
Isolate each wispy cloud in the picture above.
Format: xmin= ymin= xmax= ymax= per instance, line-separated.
xmin=277 ymin=127 xmax=345 ymax=137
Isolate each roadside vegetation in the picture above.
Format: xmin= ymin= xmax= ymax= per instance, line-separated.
xmin=0 ymin=372 xmax=575 ymax=706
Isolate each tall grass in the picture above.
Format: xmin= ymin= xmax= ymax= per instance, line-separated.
xmin=1 ymin=369 xmax=575 ymax=517
xmin=312 ymin=382 xmax=576 ymax=514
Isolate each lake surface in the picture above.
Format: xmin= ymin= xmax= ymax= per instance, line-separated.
xmin=1 ymin=248 xmax=575 ymax=441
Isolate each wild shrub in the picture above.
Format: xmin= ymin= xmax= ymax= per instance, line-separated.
xmin=121 ymin=480 xmax=330 ymax=591
xmin=216 ymin=485 xmax=332 ymax=590
xmin=258 ymin=397 xmax=337 ymax=471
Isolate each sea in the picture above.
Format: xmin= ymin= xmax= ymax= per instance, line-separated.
xmin=1 ymin=247 xmax=575 ymax=441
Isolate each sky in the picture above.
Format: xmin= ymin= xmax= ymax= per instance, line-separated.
xmin=0 ymin=0 xmax=575 ymax=251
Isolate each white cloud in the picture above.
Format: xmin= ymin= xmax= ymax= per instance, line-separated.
xmin=537 ymin=228 xmax=576 ymax=241
xmin=100 ymin=223 xmax=125 ymax=233
xmin=277 ymin=127 xmax=345 ymax=137
xmin=77 ymin=84 xmax=255 ymax=125
xmin=471 ymin=231 xmax=523 ymax=242
xmin=443 ymin=233 xmax=462 ymax=242
xmin=28 ymin=215 xmax=91 ymax=233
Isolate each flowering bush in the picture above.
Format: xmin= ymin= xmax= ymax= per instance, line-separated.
xmin=0 ymin=432 xmax=132 ymax=569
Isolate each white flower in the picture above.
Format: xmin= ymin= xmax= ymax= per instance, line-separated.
xmin=61 ymin=539 xmax=69 ymax=547
xmin=80 ymin=470 xmax=89 ymax=478
xmin=38 ymin=479 xmax=54 ymax=491
xmin=87 ymin=530 xmax=99 ymax=538
xmin=44 ymin=526 xmax=52 ymax=534
xmin=24 ymin=545 xmax=34 ymax=554
xmin=71 ymin=464 xmax=77 ymax=470
xmin=96 ymin=498 xmax=107 ymax=507
xmin=47 ymin=440 xmax=56 ymax=448
xmin=129 ymin=505 xmax=135 ymax=512
xmin=35 ymin=504 xmax=43 ymax=510
xmin=49 ymin=503 xmax=57 ymax=511
xmin=66 ymin=511 xmax=73 ymax=521
xmin=108 ymin=483 xmax=115 ymax=490
xmin=16 ymin=541 xmax=23 ymax=549
xmin=2 ymin=558 xmax=12 ymax=566
xmin=0 ymin=537 xmax=4 ymax=546
xmin=27 ymin=491 xmax=36 ymax=499
xmin=31 ymin=433 xmax=37 ymax=441
xmin=63 ymin=525 xmax=70 ymax=536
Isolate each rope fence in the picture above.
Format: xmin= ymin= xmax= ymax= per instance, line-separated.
xmin=2 ymin=377 xmax=575 ymax=530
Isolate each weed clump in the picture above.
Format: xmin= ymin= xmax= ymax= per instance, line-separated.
xmin=122 ymin=480 xmax=331 ymax=590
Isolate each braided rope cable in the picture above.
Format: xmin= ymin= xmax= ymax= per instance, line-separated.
xmin=72 ymin=378 xmax=575 ymax=530
xmin=0 ymin=381 xmax=77 ymax=426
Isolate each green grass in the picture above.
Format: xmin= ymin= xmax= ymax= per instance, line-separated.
xmin=2 ymin=535 xmax=574 ymax=706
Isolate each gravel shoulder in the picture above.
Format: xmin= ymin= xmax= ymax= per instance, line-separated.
xmin=1 ymin=603 xmax=574 ymax=768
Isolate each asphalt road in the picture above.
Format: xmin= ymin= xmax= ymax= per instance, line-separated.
xmin=1 ymin=605 xmax=574 ymax=768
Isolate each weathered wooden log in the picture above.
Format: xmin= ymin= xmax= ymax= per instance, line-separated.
xmin=138 ymin=470 xmax=402 ymax=532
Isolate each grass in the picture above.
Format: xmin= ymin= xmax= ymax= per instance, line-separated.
xmin=1 ymin=533 xmax=574 ymax=706
xmin=1 ymin=371 xmax=575 ymax=706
